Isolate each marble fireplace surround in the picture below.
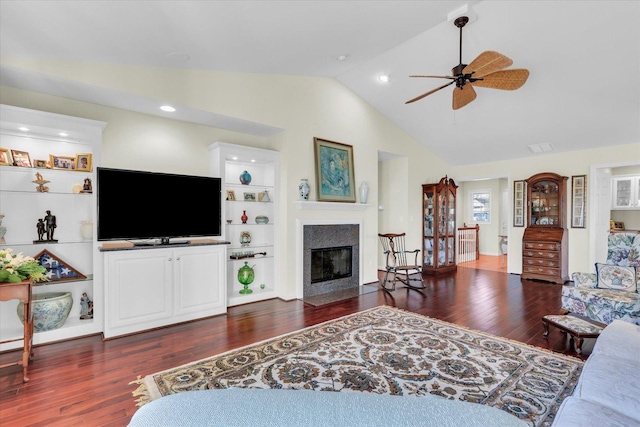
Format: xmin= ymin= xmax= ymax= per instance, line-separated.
xmin=296 ymin=218 xmax=364 ymax=300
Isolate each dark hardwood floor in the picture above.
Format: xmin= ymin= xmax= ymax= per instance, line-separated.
xmin=0 ymin=265 xmax=581 ymax=426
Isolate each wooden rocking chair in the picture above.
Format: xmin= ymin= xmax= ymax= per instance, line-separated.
xmin=378 ymin=233 xmax=425 ymax=291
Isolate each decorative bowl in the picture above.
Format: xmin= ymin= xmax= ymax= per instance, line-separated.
xmin=255 ymin=215 xmax=269 ymax=224
xmin=17 ymin=291 xmax=73 ymax=332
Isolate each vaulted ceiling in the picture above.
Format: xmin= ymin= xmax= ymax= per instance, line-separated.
xmin=1 ymin=1 xmax=638 ymax=166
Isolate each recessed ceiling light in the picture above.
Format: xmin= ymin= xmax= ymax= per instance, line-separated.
xmin=528 ymin=142 xmax=554 ymax=153
xmin=231 ymin=156 xmax=238 ymax=160
xmin=251 ymin=159 xmax=256 ymax=163
xmin=59 ymin=132 xmax=68 ymax=137
xmin=160 ymin=105 xmax=176 ymax=112
xmin=378 ymin=74 xmax=390 ymax=83
xmin=165 ymin=52 xmax=190 ymax=63
xmin=19 ymin=127 xmax=29 ymax=132
xmin=336 ymin=54 xmax=350 ymax=62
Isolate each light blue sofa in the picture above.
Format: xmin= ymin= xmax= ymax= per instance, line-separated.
xmin=562 ymin=232 xmax=640 ymax=325
xmin=128 ymin=388 xmax=526 ymax=427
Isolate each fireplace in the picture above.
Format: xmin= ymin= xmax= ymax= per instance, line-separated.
xmin=311 ymin=246 xmax=353 ymax=283
xmin=299 ymin=221 xmax=361 ymax=300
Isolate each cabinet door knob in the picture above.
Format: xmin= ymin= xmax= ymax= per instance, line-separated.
xmin=176 ymin=257 xmax=180 ymax=261
xmin=168 ymin=257 xmax=172 ymax=261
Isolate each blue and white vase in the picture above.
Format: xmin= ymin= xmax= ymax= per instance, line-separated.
xmin=239 ymin=170 xmax=252 ymax=185
xmin=299 ymin=179 xmax=310 ymax=200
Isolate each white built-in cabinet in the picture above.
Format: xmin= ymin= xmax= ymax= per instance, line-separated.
xmin=208 ymin=142 xmax=279 ymax=307
xmin=611 ymin=175 xmax=640 ymax=210
xmin=0 ymin=104 xmax=106 ymax=351
xmin=102 ymin=244 xmax=227 ymax=338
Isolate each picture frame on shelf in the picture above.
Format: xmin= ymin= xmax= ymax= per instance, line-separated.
xmin=34 ymin=249 xmax=87 ymax=282
xmin=243 ymin=192 xmax=256 ymax=201
xmin=50 ymin=154 xmax=76 ymax=170
xmin=74 ymin=153 xmax=92 ymax=172
xmin=513 ymin=180 xmax=526 ymax=227
xmin=571 ymin=175 xmax=587 ymax=228
xmin=11 ymin=149 xmax=32 ymax=167
xmin=0 ymin=147 xmax=12 ymax=166
xmin=226 ymin=189 xmax=236 ymax=201
xmin=34 ymin=159 xmax=51 ymax=169
xmin=313 ymin=137 xmax=356 ymax=203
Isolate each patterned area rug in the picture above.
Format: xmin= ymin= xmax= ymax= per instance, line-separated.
xmin=131 ymin=306 xmax=583 ymax=427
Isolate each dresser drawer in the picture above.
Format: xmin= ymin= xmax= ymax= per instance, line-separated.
xmin=523 ymin=257 xmax=560 ymax=268
xmin=522 ymin=249 xmax=560 ymax=260
xmin=523 ymin=265 xmax=560 ymax=276
xmin=524 ymin=241 xmax=560 ymax=251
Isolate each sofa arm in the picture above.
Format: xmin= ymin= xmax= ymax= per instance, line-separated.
xmin=571 ymin=272 xmax=597 ymax=288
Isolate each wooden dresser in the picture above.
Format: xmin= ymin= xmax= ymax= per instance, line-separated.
xmin=522 ymin=172 xmax=569 ymax=284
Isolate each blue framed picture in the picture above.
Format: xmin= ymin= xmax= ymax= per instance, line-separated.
xmin=313 ymin=137 xmax=356 ymax=203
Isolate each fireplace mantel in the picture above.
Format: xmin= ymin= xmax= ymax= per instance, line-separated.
xmin=293 ymin=201 xmax=370 ymax=211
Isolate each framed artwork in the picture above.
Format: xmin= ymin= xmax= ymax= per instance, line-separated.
xmin=34 ymin=249 xmax=86 ymax=282
xmin=0 ymin=147 xmax=12 ymax=166
xmin=513 ymin=180 xmax=526 ymax=227
xmin=571 ymin=175 xmax=587 ymax=228
xmin=243 ymin=192 xmax=256 ymax=201
xmin=226 ymin=189 xmax=236 ymax=201
xmin=11 ymin=149 xmax=32 ymax=167
xmin=74 ymin=153 xmax=92 ymax=172
xmin=50 ymin=154 xmax=76 ymax=170
xmin=313 ymin=137 xmax=356 ymax=202
xmin=34 ymin=159 xmax=51 ymax=169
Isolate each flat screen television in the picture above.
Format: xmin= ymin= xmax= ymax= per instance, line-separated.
xmin=97 ymin=167 xmax=222 ymax=245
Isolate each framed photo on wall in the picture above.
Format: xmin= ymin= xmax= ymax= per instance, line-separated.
xmin=75 ymin=153 xmax=92 ymax=172
xmin=11 ymin=149 xmax=32 ymax=167
xmin=571 ymin=175 xmax=586 ymax=228
xmin=513 ymin=180 xmax=526 ymax=227
xmin=0 ymin=147 xmax=11 ymax=166
xmin=50 ymin=154 xmax=76 ymax=170
xmin=313 ymin=137 xmax=356 ymax=203
xmin=226 ymin=189 xmax=236 ymax=201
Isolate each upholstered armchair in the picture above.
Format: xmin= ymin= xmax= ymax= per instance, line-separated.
xmin=561 ymin=232 xmax=640 ymax=325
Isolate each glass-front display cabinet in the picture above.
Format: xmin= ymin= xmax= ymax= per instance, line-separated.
xmin=522 ymin=172 xmax=569 ymax=284
xmin=422 ymin=176 xmax=457 ymax=275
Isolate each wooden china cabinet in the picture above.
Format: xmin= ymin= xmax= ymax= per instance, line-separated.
xmin=522 ymin=172 xmax=569 ymax=284
xmin=422 ymin=176 xmax=457 ymax=275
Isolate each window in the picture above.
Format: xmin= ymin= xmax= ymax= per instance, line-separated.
xmin=470 ymin=190 xmax=491 ymax=223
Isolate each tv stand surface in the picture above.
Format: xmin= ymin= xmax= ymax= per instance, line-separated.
xmin=99 ymin=239 xmax=230 ymax=252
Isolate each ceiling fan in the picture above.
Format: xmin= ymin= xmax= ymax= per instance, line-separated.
xmin=405 ymin=16 xmax=529 ymax=110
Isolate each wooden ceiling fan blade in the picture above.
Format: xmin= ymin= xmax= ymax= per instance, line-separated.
xmin=405 ymin=80 xmax=455 ymax=104
xmin=463 ymin=50 xmax=513 ymax=78
xmin=471 ymin=69 xmax=530 ymax=90
xmin=452 ymin=84 xmax=476 ymax=110
xmin=409 ymin=75 xmax=455 ymax=79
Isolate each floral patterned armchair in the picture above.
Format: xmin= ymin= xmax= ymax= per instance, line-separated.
xmin=562 ymin=232 xmax=640 ymax=325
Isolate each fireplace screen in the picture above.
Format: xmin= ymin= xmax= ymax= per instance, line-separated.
xmin=311 ymin=246 xmax=352 ymax=283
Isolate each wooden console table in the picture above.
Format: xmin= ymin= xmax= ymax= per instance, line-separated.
xmin=0 ymin=280 xmax=34 ymax=382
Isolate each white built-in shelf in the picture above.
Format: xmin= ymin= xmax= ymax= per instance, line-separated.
xmin=293 ymin=201 xmax=370 ymax=210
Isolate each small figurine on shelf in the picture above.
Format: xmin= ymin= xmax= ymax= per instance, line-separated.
xmin=80 ymin=292 xmax=93 ymax=320
xmin=0 ymin=213 xmax=6 ymax=243
xmin=80 ymin=177 xmax=92 ymax=193
xmin=241 ymin=210 xmax=248 ymax=224
xmin=32 ymin=172 xmax=50 ymax=193
xmin=36 ymin=219 xmax=46 ymax=241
